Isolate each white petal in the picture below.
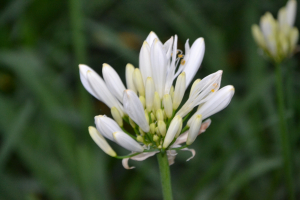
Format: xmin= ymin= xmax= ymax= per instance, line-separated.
xmin=163 ymin=36 xmax=174 ymax=59
xmin=176 ymin=70 xmax=223 ymax=118
xmin=86 ymin=70 xmax=124 ymax=116
xmin=286 ymin=0 xmax=297 ymax=27
xmin=122 ymin=158 xmax=135 ymax=169
xmin=130 ymin=151 xmax=158 ymax=161
xmin=167 ymin=150 xmax=177 ymax=165
xmin=102 ymin=63 xmax=126 ymax=102
xmin=183 ymin=38 xmax=205 ymax=87
xmin=278 ymin=7 xmax=287 ymax=27
xmin=88 ymin=126 xmax=117 ymax=157
xmin=146 ymin=31 xmax=159 ymax=47
xmin=181 ymin=148 xmax=196 ymax=161
xmin=126 ymin=64 xmax=137 ymax=93
xmin=79 ymin=64 xmax=101 ymax=100
xmin=139 ymin=41 xmax=152 ymax=84
xmin=260 ymin=13 xmax=275 ymax=38
xmin=151 ymin=39 xmax=167 ymax=99
xmin=123 ymin=90 xmax=150 ymax=132
xmin=188 ymin=85 xmax=234 ymax=125
xmin=164 ymin=35 xmax=178 ymax=94
xmin=113 ymin=131 xmax=144 ymax=152
xmin=95 ymin=115 xmax=122 ymax=141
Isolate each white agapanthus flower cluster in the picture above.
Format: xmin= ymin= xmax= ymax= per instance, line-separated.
xmin=79 ymin=31 xmax=234 ymax=169
xmin=252 ymin=0 xmax=298 ymax=63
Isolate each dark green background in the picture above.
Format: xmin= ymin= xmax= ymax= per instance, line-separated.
xmin=0 ymin=0 xmax=299 ymax=199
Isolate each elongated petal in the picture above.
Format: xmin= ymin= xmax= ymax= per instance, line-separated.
xmin=167 ymin=150 xmax=177 ymax=165
xmin=286 ymin=0 xmax=297 ymax=27
xmin=164 ymin=35 xmax=178 ymax=94
xmin=151 ymin=38 xmax=167 ymax=99
xmin=176 ymin=70 xmax=223 ymax=117
xmin=123 ymin=90 xmax=150 ymax=132
xmin=188 ymin=85 xmax=234 ymax=125
xmin=113 ymin=131 xmax=144 ymax=152
xmin=181 ymin=148 xmax=196 ymax=161
xmin=95 ymin=115 xmax=122 ymax=141
xmin=102 ymin=63 xmax=126 ymax=102
xmin=146 ymin=31 xmax=159 ymax=47
xmin=88 ymin=126 xmax=117 ymax=157
xmin=126 ymin=64 xmax=137 ymax=93
xmin=79 ymin=64 xmax=101 ymax=100
xmin=186 ymin=115 xmax=202 ymax=145
xmin=139 ymin=41 xmax=152 ymax=84
xmin=163 ymin=115 xmax=182 ymax=148
xmin=164 ymin=36 xmax=174 ymax=59
xmin=86 ymin=70 xmax=124 ymax=116
xmin=183 ymin=38 xmax=205 ymax=87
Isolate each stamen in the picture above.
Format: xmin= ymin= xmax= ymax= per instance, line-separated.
xmin=181 ymin=59 xmax=186 ymax=65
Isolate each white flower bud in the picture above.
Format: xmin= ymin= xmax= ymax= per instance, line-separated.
xmin=186 ymin=115 xmax=202 ymax=145
xmin=145 ymin=77 xmax=155 ymax=112
xmin=157 ymin=120 xmax=166 ymax=136
xmin=163 ymin=115 xmax=182 ymax=148
xmin=139 ymin=96 xmax=146 ymax=109
xmin=88 ymin=126 xmax=117 ymax=157
xmin=173 ymin=72 xmax=186 ymax=110
xmin=251 ymin=24 xmax=266 ymax=48
xmin=111 ymin=107 xmax=123 ymax=127
xmin=133 ymin=68 xmax=145 ymax=96
xmin=156 ymin=109 xmax=164 ymax=121
xmin=153 ymin=92 xmax=161 ymax=112
xmin=163 ymin=94 xmax=173 ymax=118
xmin=126 ymin=64 xmax=137 ymax=93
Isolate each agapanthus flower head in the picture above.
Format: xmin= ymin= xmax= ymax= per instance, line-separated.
xmin=252 ymin=0 xmax=298 ymax=63
xmin=79 ymin=31 xmax=234 ymax=169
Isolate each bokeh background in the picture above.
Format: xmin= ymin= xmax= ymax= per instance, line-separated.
xmin=0 ymin=0 xmax=299 ymax=199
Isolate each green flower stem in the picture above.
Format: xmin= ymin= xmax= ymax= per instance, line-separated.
xmin=274 ymin=62 xmax=294 ymax=200
xmin=157 ymin=152 xmax=173 ymax=200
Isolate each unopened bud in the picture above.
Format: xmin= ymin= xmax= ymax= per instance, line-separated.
xmin=156 ymin=109 xmax=164 ymax=121
xmin=136 ymin=135 xmax=144 ymax=143
xmin=153 ymin=92 xmax=161 ymax=111
xmin=150 ymin=112 xmax=156 ymax=121
xmin=145 ymin=110 xmax=149 ymax=124
xmin=125 ymin=64 xmax=137 ymax=93
xmin=139 ymin=96 xmax=146 ymax=109
xmin=111 ymin=107 xmax=123 ymax=127
xmin=186 ymin=115 xmax=202 ymax=145
xmin=133 ymin=68 xmax=145 ymax=96
xmin=153 ymin=135 xmax=159 ymax=142
xmin=150 ymin=123 xmax=156 ymax=134
xmin=163 ymin=115 xmax=182 ymax=148
xmin=163 ymin=94 xmax=173 ymax=118
xmin=88 ymin=126 xmax=117 ymax=157
xmin=157 ymin=120 xmax=166 ymax=136
xmin=170 ymin=86 xmax=174 ymax=99
xmin=173 ymin=72 xmax=186 ymax=110
xmin=145 ymin=77 xmax=155 ymax=112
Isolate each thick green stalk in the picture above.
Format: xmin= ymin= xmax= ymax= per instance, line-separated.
xmin=274 ymin=62 xmax=294 ymax=200
xmin=157 ymin=152 xmax=173 ymax=200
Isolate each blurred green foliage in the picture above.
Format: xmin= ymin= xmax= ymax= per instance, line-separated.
xmin=0 ymin=0 xmax=299 ymax=199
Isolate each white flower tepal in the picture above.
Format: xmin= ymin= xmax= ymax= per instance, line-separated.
xmin=123 ymin=90 xmax=150 ymax=132
xmin=113 ymin=131 xmax=144 ymax=152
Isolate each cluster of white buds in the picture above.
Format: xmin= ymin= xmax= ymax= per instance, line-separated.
xmin=79 ymin=31 xmax=235 ymax=169
xmin=252 ymin=0 xmax=298 ymax=63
